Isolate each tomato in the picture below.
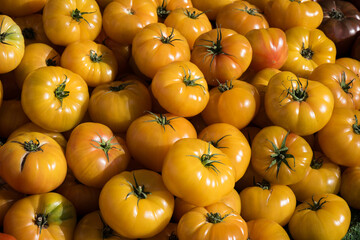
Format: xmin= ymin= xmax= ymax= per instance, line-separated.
xmin=0 ymin=100 xmax=29 ymax=139
xmin=8 ymin=122 xmax=67 ymax=150
xmin=246 ymin=0 xmax=271 ymax=11
xmin=103 ymin=0 xmax=157 ymax=45
xmin=88 ymin=76 xmax=152 ymax=133
xmin=43 ymin=0 xmax=102 ymax=46
xmin=0 ymin=0 xmax=46 ymax=18
xmin=264 ymin=0 xmax=323 ymax=30
xmin=340 ymin=167 xmax=360 ymax=209
xmin=0 ymin=132 xmax=67 ymax=194
xmin=265 ymin=71 xmax=334 ymax=136
xmin=309 ymin=63 xmax=360 ymax=109
xmin=191 ymin=0 xmax=237 ymax=20
xmin=14 ymin=43 xmax=60 ymax=89
xmin=318 ymin=108 xmax=360 ymax=167
xmin=336 ymin=57 xmax=360 ymax=77
xmin=126 ymin=112 xmax=197 ymax=172
xmin=288 ymin=193 xmax=351 ymax=240
xmin=191 ymin=27 xmax=252 ymax=86
xmin=0 ymin=15 xmax=25 ymax=74
xmin=177 ymin=203 xmax=248 ymax=240
xmin=247 ymin=218 xmax=290 ymax=240
xmin=289 ymin=151 xmax=341 ymax=202
xmin=66 ymin=122 xmax=130 ymax=188
xmin=162 ymin=138 xmax=235 ymax=207
xmin=164 ymin=7 xmax=211 ymax=50
xmin=251 ymin=126 xmax=313 ymax=185
xmin=3 ymin=192 xmax=77 ymax=240
xmin=21 ymin=66 xmax=89 ymax=132
xmin=198 ymin=123 xmax=251 ymax=181
xmin=60 ymin=40 xmax=118 ymax=87
xmin=141 ymin=222 xmax=178 ymax=240
xmin=99 ymin=169 xmax=174 ymax=239
xmin=132 ymin=22 xmax=191 ymax=79
xmin=0 ymin=179 xmax=24 ymax=227
xmin=216 ymin=1 xmax=269 ymax=36
xmin=245 ymin=28 xmax=288 ymax=72
xmin=56 ymin=172 xmax=101 ymax=217
xmin=0 ymin=233 xmax=16 ymax=240
xmin=151 ymin=61 xmax=209 ymax=117
xmin=201 ymin=80 xmax=259 ymax=130
xmin=74 ymin=211 xmax=130 ymax=240
xmin=152 ymin=0 xmax=193 ymax=21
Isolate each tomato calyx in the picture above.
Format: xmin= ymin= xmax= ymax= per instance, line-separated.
xmin=34 ymin=213 xmax=49 ymax=235
xmin=46 ymin=56 xmax=58 ymax=66
xmin=183 ymin=9 xmax=206 ymax=19
xmin=169 ymin=232 xmax=179 ymax=240
xmin=89 ymin=49 xmax=103 ymax=63
xmin=70 ymin=8 xmax=95 ymax=25
xmin=282 ymin=77 xmax=308 ymax=102
xmin=310 ymin=156 xmax=324 ymax=170
xmin=145 ymin=112 xmax=178 ymax=131
xmin=289 ymin=0 xmax=301 ymax=3
xmin=90 ymin=135 xmax=120 ymax=162
xmin=209 ymin=134 xmax=231 ymax=149
xmin=12 ymin=139 xmax=44 ymax=171
xmin=181 ymin=66 xmax=206 ymax=94
xmin=22 ymin=27 xmax=36 ymax=40
xmin=109 ymin=82 xmax=134 ymax=92
xmin=157 ymin=0 xmax=171 ymax=19
xmin=126 ymin=173 xmax=151 ymax=206
xmin=255 ymin=179 xmax=271 ymax=190
xmin=0 ymin=17 xmax=15 ymax=45
xmin=218 ymin=80 xmax=233 ymax=93
xmin=353 ymin=115 xmax=360 ymax=134
xmin=301 ymin=195 xmax=328 ymax=211
xmin=300 ymin=43 xmax=314 ymax=60
xmin=156 ymin=27 xmax=182 ymax=46
xmin=267 ymin=131 xmax=295 ymax=178
xmin=206 ymin=212 xmax=230 ymax=224
xmin=328 ymin=9 xmax=345 ymax=21
xmin=54 ymin=75 xmax=70 ymax=108
xmin=236 ymin=6 xmax=262 ymax=16
xmin=338 ymin=71 xmax=355 ymax=95
xmin=189 ymin=143 xmax=224 ymax=174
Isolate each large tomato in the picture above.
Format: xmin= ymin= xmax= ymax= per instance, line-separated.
xmin=0 ymin=100 xmax=29 ymax=139
xmin=162 ymin=138 xmax=235 ymax=206
xmin=3 ymin=192 xmax=77 ymax=240
xmin=151 ymin=61 xmax=209 ymax=117
xmin=251 ymin=126 xmax=313 ymax=185
xmin=0 ymin=233 xmax=16 ymax=240
xmin=42 ymin=0 xmax=102 ymax=46
xmin=191 ymin=27 xmax=252 ymax=86
xmin=265 ymin=71 xmax=334 ymax=136
xmin=0 ymin=132 xmax=67 ymax=194
xmin=152 ymin=0 xmax=193 ymax=21
xmin=336 ymin=57 xmax=360 ymax=77
xmin=247 ymin=218 xmax=290 ymax=240
xmin=288 ymin=193 xmax=351 ymax=240
xmin=340 ymin=167 xmax=360 ymax=209
xmin=66 ymin=122 xmax=130 ymax=188
xmin=21 ymin=66 xmax=89 ymax=132
xmin=0 ymin=0 xmax=47 ymax=17
xmin=0 ymin=15 xmax=24 ymax=74
xmin=99 ymin=169 xmax=174 ymax=239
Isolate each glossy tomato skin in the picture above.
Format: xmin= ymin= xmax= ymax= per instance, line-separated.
xmin=0 ymin=132 xmax=67 ymax=194
xmin=99 ymin=170 xmax=174 ymax=239
xmin=265 ymin=71 xmax=334 ymax=136
xmin=247 ymin=218 xmax=290 ymax=240
xmin=126 ymin=113 xmax=197 ymax=172
xmin=151 ymin=61 xmax=209 ymax=117
xmin=3 ymin=192 xmax=77 ymax=240
xmin=21 ymin=66 xmax=89 ymax=133
xmin=340 ymin=167 xmax=360 ymax=209
xmin=264 ymin=0 xmax=323 ymax=30
xmin=251 ymin=126 xmax=313 ymax=185
xmin=0 ymin=15 xmax=25 ymax=74
xmin=191 ymin=28 xmax=252 ymax=86
xmin=177 ymin=203 xmax=248 ymax=240
xmin=162 ymin=138 xmax=236 ymax=207
xmin=281 ymin=26 xmax=336 ymax=78
xmin=132 ymin=23 xmax=191 ymax=79
xmin=288 ymin=193 xmax=351 ymax=240
xmin=43 ymin=0 xmax=102 ymax=46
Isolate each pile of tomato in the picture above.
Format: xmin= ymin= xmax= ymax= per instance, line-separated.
xmin=0 ymin=0 xmax=360 ymax=239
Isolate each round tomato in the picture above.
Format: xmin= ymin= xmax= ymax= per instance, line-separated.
xmin=0 ymin=100 xmax=29 ymax=139
xmin=336 ymin=57 xmax=360 ymax=77
xmin=0 ymin=0 xmax=47 ymax=18
xmin=99 ymin=169 xmax=174 ymax=239
xmin=247 ymin=218 xmax=290 ymax=240
xmin=340 ymin=167 xmax=360 ymax=209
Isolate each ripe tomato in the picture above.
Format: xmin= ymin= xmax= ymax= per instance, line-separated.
xmin=99 ymin=169 xmax=174 ymax=238
xmin=0 ymin=0 xmax=47 ymax=17
xmin=289 ymin=151 xmax=341 ymax=202
xmin=88 ymin=76 xmax=152 ymax=133
xmin=191 ymin=27 xmax=252 ymax=86
xmin=152 ymin=0 xmax=193 ymax=21
xmin=192 ymin=0 xmax=237 ymax=20
xmin=3 ymin=192 xmax=77 ymax=240
xmin=246 ymin=0 xmax=271 ymax=11
xmin=14 ymin=43 xmax=60 ymax=89
xmin=0 ymin=233 xmax=16 ymax=240
xmin=336 ymin=57 xmax=360 ymax=77
xmin=21 ymin=66 xmax=89 ymax=132
xmin=164 ymin=7 xmax=212 ymax=50
xmin=0 ymin=132 xmax=67 ymax=194
xmin=61 ymin=40 xmax=118 ymax=87
xmin=140 ymin=222 xmax=178 ymax=240
xmin=177 ymin=203 xmax=248 ymax=240
xmin=132 ymin=22 xmax=191 ymax=79
xmin=66 ymin=122 xmax=130 ymax=188
xmin=162 ymin=138 xmax=235 ymax=206
xmin=288 ymin=193 xmax=351 ymax=240
xmin=247 ymin=218 xmax=290 ymax=240
xmin=103 ymin=0 xmax=158 ymax=45
xmin=340 ymin=167 xmax=360 ymax=209
xmin=126 ymin=112 xmax=197 ymax=172
xmin=151 ymin=61 xmax=209 ymax=117
xmin=265 ymin=71 xmax=334 ymax=136
xmin=43 ymin=0 xmax=102 ymax=46
xmin=216 ymin=1 xmax=269 ymax=36
xmin=0 ymin=100 xmax=29 ymax=139
xmin=0 ymin=179 xmax=24 ymax=227
xmin=201 ymin=80 xmax=259 ymax=130
xmin=0 ymin=15 xmax=24 ymax=74
xmin=251 ymin=126 xmax=313 ymax=185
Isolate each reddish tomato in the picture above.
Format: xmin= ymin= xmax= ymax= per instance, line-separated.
xmin=340 ymin=167 xmax=360 ymax=209
xmin=0 ymin=100 xmax=29 ymax=139
xmin=247 ymin=218 xmax=290 ymax=240
xmin=0 ymin=233 xmax=17 ymax=240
